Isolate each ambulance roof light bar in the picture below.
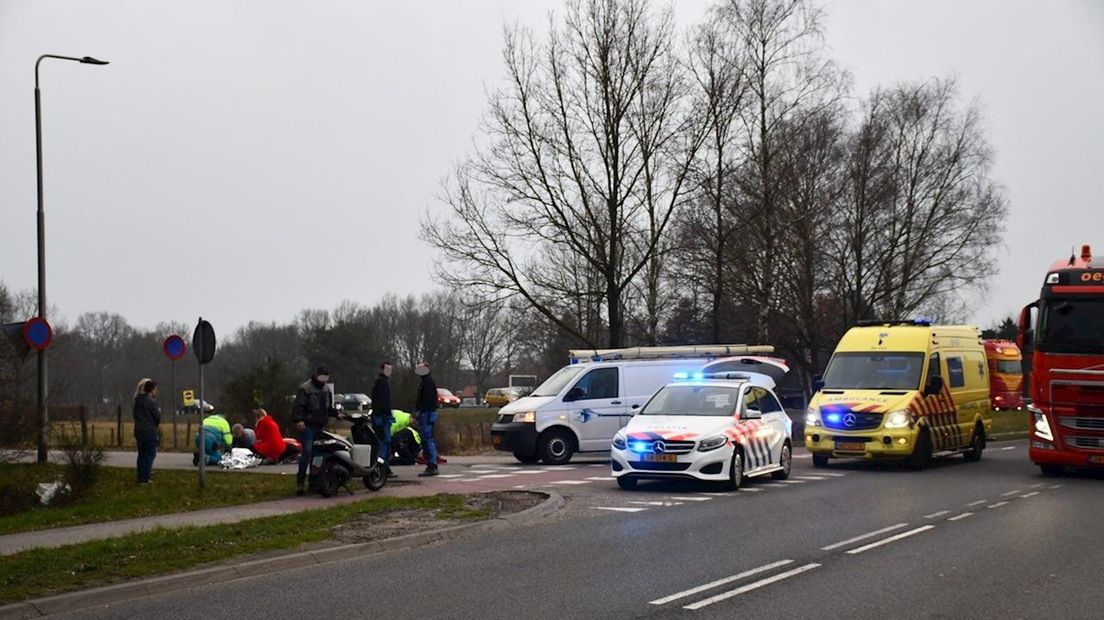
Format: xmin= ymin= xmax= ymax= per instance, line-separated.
xmin=568 ymin=344 xmax=774 ymax=364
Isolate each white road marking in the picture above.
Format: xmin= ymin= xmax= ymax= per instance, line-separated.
xmin=1000 ymin=446 xmax=1016 ymax=451
xmin=585 ymin=476 xmax=614 ymax=481
xmin=739 ymin=487 xmax=762 ymax=492
xmin=549 ymin=480 xmax=591 ymax=485
xmin=648 ymin=560 xmax=794 ymax=605
xmin=817 ymin=472 xmax=846 ymax=477
xmin=683 ymin=563 xmax=822 ymax=610
xmin=820 ymin=523 xmax=909 ymax=551
xmin=586 ymin=464 xmax=606 ymax=467
xmin=781 ymin=480 xmax=806 ymax=485
xmin=1000 ymin=489 xmax=1023 ymax=497
xmin=467 ymin=470 xmax=499 ymax=474
xmin=511 ymin=470 xmax=544 ymax=475
xmin=628 ymin=501 xmax=684 ymax=507
xmin=595 ymin=506 xmax=646 ymax=513
xmin=794 ymin=476 xmax=826 ymax=480
xmin=948 ymin=512 xmax=974 ymax=522
xmin=436 ymin=474 xmax=466 ymax=478
xmin=792 ymin=454 xmax=812 ymax=459
xmin=758 ymin=483 xmax=787 ymax=488
xmin=696 ymin=492 xmax=729 ymax=496
xmin=448 ymin=478 xmax=483 ymax=483
xmin=1029 ymin=483 xmax=1045 ymax=488
xmin=1020 ymin=491 xmax=1040 ymax=499
xmin=554 ymin=466 xmax=578 ymax=470
xmin=846 ymin=525 xmax=935 ymax=555
xmin=988 ymin=501 xmax=1010 ymax=509
xmin=666 ymin=496 xmax=712 ymax=502
xmin=477 ymin=474 xmax=516 ymax=479
xmin=924 ymin=510 xmax=950 ymax=519
xmin=966 ymin=500 xmax=987 ymax=507
xmin=1048 ymin=484 xmax=1065 ymax=490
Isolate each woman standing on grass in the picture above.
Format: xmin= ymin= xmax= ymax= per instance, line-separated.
xmin=133 ymin=378 xmax=161 ymax=484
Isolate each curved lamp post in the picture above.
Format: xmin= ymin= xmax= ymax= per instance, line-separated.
xmin=35 ymin=54 xmax=109 ymax=463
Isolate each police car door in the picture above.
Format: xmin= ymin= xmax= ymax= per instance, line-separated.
xmin=739 ymin=387 xmax=781 ymax=472
xmin=565 ymin=366 xmax=627 ymax=451
xmin=753 ymin=387 xmax=788 ymax=466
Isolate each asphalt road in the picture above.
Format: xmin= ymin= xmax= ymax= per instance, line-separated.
xmin=63 ymin=440 xmax=1102 ymax=620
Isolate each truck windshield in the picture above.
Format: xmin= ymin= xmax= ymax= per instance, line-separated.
xmin=641 ymin=385 xmax=740 ymax=416
xmin=531 ymin=366 xmax=585 ymax=397
xmin=1038 ymin=298 xmax=1104 ymax=354
xmin=821 ymin=352 xmax=925 ymax=390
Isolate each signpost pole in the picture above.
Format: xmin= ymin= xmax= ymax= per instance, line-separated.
xmin=192 ymin=319 xmax=216 ymax=491
xmin=198 ymin=357 xmax=206 ymax=489
xmin=171 ymin=359 xmax=178 ymax=450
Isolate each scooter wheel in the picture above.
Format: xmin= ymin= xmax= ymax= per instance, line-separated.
xmin=364 ymin=466 xmax=386 ymax=491
xmin=318 ymin=469 xmax=340 ymax=498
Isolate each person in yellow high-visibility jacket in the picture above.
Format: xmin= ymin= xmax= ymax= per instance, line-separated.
xmin=389 ymin=410 xmax=422 ymax=465
xmin=203 ymin=413 xmax=233 ymax=450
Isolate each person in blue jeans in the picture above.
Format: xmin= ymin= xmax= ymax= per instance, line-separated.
xmin=414 ymin=362 xmax=439 ymax=477
xmin=291 ymin=367 xmax=339 ymax=496
xmin=132 ymin=378 xmax=161 ymax=484
xmin=371 ymin=362 xmax=396 ymax=478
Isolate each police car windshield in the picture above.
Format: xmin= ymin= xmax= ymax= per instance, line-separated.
xmin=531 ymin=366 xmax=585 ymax=397
xmin=641 ymin=385 xmax=740 ymax=416
xmin=821 ymin=352 xmax=924 ymax=390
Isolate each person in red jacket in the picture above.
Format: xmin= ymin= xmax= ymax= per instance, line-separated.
xmin=252 ymin=408 xmax=300 ymax=464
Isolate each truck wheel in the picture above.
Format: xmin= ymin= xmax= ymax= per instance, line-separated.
xmin=616 ymin=476 xmax=638 ymax=490
xmin=963 ymin=424 xmax=985 ymax=462
xmin=538 ymin=429 xmax=575 ymax=465
xmin=906 ymin=429 xmax=933 ymax=469
xmin=772 ymin=442 xmax=792 ymax=480
xmin=1039 ymin=463 xmax=1064 ymax=477
xmin=513 ymin=452 xmax=540 ymax=465
xmin=812 ymin=454 xmax=830 ymax=468
xmin=724 ymin=450 xmax=745 ymax=492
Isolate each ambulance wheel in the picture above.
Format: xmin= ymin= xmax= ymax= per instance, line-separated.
xmin=538 ymin=429 xmax=575 ymax=465
xmin=1039 ymin=464 xmax=1064 ymax=477
xmin=963 ymin=424 xmax=985 ymax=462
xmin=513 ymin=452 xmax=540 ymax=464
xmin=363 ymin=466 xmax=386 ymax=491
xmin=724 ymin=450 xmax=745 ymax=492
xmin=617 ymin=476 xmax=638 ymax=490
xmin=812 ymin=454 xmax=830 ymax=468
xmin=772 ymin=442 xmax=792 ymax=480
xmin=906 ymin=429 xmax=933 ymax=469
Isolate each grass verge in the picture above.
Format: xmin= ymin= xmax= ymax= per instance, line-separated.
xmin=0 ymin=464 xmax=293 ymax=536
xmin=990 ymin=409 xmax=1030 ymax=439
xmin=0 ymin=494 xmax=484 ymax=604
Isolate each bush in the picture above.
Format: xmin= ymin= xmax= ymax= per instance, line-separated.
xmin=56 ymin=431 xmax=105 ymax=503
xmin=0 ymin=468 xmax=37 ymax=516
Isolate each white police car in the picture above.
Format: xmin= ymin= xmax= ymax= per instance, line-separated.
xmin=611 ymin=368 xmax=792 ymax=491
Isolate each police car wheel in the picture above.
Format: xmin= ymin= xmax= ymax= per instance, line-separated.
xmin=617 ymin=476 xmax=638 ymax=490
xmin=538 ymin=429 xmax=575 ymax=465
xmin=772 ymin=442 xmax=792 ymax=480
xmin=725 ymin=451 xmax=744 ymax=491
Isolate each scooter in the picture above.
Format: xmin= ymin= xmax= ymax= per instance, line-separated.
xmin=308 ymin=412 xmax=387 ymax=497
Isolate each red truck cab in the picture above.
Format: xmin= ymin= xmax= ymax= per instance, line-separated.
xmin=1019 ymin=244 xmax=1104 ymax=475
xmin=983 ymin=340 xmax=1024 ymax=411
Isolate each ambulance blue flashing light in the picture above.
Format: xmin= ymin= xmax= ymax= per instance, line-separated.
xmin=826 ymin=413 xmax=842 ymax=425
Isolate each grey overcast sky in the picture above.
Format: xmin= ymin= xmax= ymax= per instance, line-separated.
xmin=1 ymin=0 xmax=1102 ymax=335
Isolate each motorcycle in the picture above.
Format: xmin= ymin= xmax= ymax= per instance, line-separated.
xmin=308 ymin=412 xmax=387 ymax=497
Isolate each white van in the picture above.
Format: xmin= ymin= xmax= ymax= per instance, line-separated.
xmin=490 ymin=345 xmax=773 ymax=464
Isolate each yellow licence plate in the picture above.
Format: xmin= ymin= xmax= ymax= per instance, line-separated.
xmin=835 ymin=441 xmax=866 ymax=452
xmin=642 ymin=454 xmax=678 ymax=463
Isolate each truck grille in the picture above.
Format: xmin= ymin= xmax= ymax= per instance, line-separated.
xmin=1059 ymin=417 xmax=1104 ymax=431
xmin=822 ymin=411 xmax=883 ymax=431
xmin=1065 ymin=436 xmax=1104 ymax=450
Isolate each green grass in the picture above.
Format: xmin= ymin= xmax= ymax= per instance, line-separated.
xmin=0 ymin=464 xmax=294 ymax=536
xmin=990 ymin=409 xmax=1030 ymax=439
xmin=0 ymin=494 xmax=483 ymax=604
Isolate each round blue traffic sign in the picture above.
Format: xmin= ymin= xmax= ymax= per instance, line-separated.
xmin=163 ymin=334 xmax=187 ymax=361
xmin=23 ymin=317 xmax=53 ymax=351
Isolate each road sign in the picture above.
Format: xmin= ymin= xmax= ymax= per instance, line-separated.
xmin=192 ymin=319 xmax=216 ymax=365
xmin=23 ymin=317 xmax=52 ymax=351
xmin=182 ymin=389 xmax=196 ymax=407
xmin=163 ymin=334 xmax=187 ymax=361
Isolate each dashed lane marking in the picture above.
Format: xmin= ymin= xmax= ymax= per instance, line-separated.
xmin=794 ymin=476 xmax=826 ymax=480
xmin=739 ymin=487 xmax=762 ymax=493
xmin=1000 ymin=489 xmax=1023 ymax=497
xmin=1000 ymin=446 xmax=1016 ymax=451
xmin=683 ymin=563 xmax=822 ymax=610
xmin=1048 ymin=484 xmax=1065 ymax=489
xmin=666 ymin=496 xmax=713 ymax=502
xmin=924 ymin=511 xmax=950 ymax=519
xmin=846 ymin=525 xmax=935 ymax=555
xmin=595 ymin=507 xmax=646 ymax=513
xmin=966 ymin=500 xmax=988 ymax=507
xmin=758 ymin=483 xmax=787 ymax=488
xmin=629 ymin=501 xmax=685 ymax=507
xmin=948 ymin=512 xmax=974 ymax=522
xmin=781 ymin=480 xmax=805 ymax=485
xmin=817 ymin=472 xmax=846 ymax=477
xmin=585 ymin=477 xmax=614 ymax=481
xmin=510 ymin=470 xmax=544 ymax=475
xmin=648 ymin=560 xmax=794 ymax=605
xmin=821 ymin=523 xmax=909 ymax=551
xmin=467 ymin=470 xmax=499 ymax=474
xmin=549 ymin=480 xmax=591 ymax=485
xmin=476 ymin=474 xmax=516 ymax=479
xmin=988 ymin=501 xmax=1010 ymax=509
xmin=1029 ymin=483 xmax=1045 ymax=488
xmin=1020 ymin=491 xmax=1040 ymax=499
xmin=436 ymin=474 xmax=466 ymax=478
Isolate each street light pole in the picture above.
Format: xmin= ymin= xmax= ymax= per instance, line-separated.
xmin=34 ymin=54 xmax=108 ymax=464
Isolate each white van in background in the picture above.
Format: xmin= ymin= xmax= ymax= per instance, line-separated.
xmin=490 ymin=345 xmax=773 ymax=465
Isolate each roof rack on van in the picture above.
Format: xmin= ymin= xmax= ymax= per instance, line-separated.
xmin=855 ymin=319 xmax=932 ymax=327
xmin=568 ymin=344 xmax=774 ymax=364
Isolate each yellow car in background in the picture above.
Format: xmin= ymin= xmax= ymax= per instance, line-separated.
xmin=484 ymin=387 xmax=520 ymax=408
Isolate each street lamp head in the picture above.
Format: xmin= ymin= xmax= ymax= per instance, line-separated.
xmin=80 ymin=56 xmax=109 ymax=65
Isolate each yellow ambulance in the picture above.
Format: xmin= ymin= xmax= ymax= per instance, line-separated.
xmin=805 ymin=320 xmax=993 ymax=468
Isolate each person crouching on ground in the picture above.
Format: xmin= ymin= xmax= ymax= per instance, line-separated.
xmin=231 ymin=423 xmax=256 ymax=450
xmin=252 ymin=408 xmax=301 ymax=463
xmin=414 ymin=362 xmax=439 ymax=477
xmin=292 ymin=366 xmax=340 ymax=496
xmin=195 ymin=410 xmax=232 ymax=466
xmin=132 ymin=378 xmax=161 ymax=484
xmin=371 ymin=361 xmax=396 ymax=478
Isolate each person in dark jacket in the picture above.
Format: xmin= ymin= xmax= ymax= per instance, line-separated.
xmin=414 ymin=362 xmax=440 ymax=477
xmin=370 ymin=361 xmax=395 ymax=478
xmin=291 ymin=366 xmax=339 ymax=495
xmin=132 ymin=378 xmax=161 ymax=484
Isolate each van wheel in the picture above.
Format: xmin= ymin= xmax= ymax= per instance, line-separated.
xmin=513 ymin=452 xmax=540 ymax=465
xmin=616 ymin=476 xmax=638 ymax=490
xmin=812 ymin=454 xmax=830 ymax=468
xmin=963 ymin=424 xmax=985 ymax=462
xmin=906 ymin=429 xmax=933 ymax=469
xmin=1039 ymin=464 xmax=1064 ymax=477
xmin=538 ymin=429 xmax=575 ymax=465
xmin=724 ymin=450 xmax=745 ymax=492
xmin=772 ymin=442 xmax=792 ymax=480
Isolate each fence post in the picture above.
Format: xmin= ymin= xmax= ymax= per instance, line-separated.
xmin=80 ymin=405 xmax=89 ymax=446
xmin=116 ymin=404 xmax=123 ymax=447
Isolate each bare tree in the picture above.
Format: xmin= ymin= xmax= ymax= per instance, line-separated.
xmin=459 ymin=301 xmax=514 ymax=396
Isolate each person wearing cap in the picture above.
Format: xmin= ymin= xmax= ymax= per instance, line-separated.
xmin=370 ymin=361 xmax=395 ymax=478
xmin=291 ymin=366 xmax=339 ymax=495
xmin=414 ymin=362 xmax=440 ymax=477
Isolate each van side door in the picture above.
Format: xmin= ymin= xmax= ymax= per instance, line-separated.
xmin=564 ymin=366 xmax=627 ymax=451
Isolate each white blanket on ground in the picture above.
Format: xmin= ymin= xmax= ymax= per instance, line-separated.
xmin=220 ymin=448 xmax=263 ymax=470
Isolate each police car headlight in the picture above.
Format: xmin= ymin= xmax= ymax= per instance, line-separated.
xmin=612 ymin=433 xmax=627 ymax=450
xmin=697 ymin=436 xmax=727 ymax=452
xmin=1030 ymin=406 xmax=1053 ymax=441
xmin=884 ymin=410 xmax=911 ymax=429
xmin=805 ymin=407 xmax=822 ymax=428
xmin=513 ymin=411 xmax=536 ymax=423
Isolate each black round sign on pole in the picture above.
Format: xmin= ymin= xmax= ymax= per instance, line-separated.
xmin=192 ymin=319 xmax=216 ymax=365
